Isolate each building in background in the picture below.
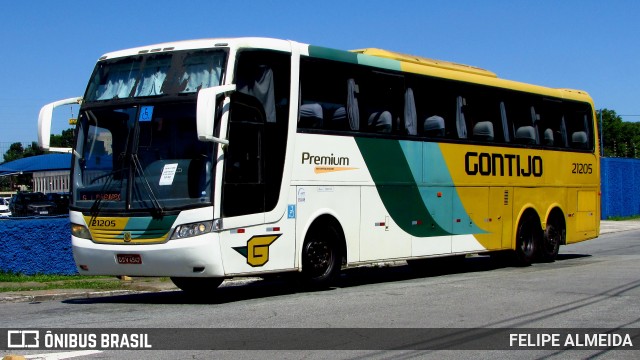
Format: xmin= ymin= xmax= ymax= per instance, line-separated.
xmin=0 ymin=154 xmax=71 ymax=194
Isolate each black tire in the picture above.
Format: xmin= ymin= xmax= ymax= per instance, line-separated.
xmin=170 ymin=277 xmax=223 ymax=295
xmin=301 ymin=224 xmax=342 ymax=288
xmin=514 ymin=212 xmax=541 ymax=266
xmin=538 ymin=221 xmax=563 ymax=262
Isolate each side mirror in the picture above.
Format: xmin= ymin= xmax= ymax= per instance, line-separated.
xmin=38 ymin=97 xmax=83 ymax=152
xmin=196 ymin=84 xmax=236 ymax=145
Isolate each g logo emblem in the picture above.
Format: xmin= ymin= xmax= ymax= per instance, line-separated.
xmin=233 ymin=234 xmax=281 ymax=267
xmin=123 ymin=232 xmax=132 ymax=242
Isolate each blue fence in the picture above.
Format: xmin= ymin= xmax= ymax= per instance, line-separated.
xmin=601 ymin=157 xmax=640 ymax=219
xmin=0 ymin=217 xmax=77 ymax=275
xmin=0 ymin=157 xmax=638 ymax=275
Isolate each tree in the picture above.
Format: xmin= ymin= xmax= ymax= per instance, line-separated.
xmin=3 ymin=142 xmax=26 ymax=163
xmin=596 ymin=108 xmax=640 ymax=158
xmin=2 ymin=141 xmax=46 ymax=163
xmin=50 ymin=128 xmax=75 ymax=148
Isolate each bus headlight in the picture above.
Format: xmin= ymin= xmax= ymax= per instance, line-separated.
xmin=170 ymin=221 xmax=213 ymax=240
xmin=71 ymin=223 xmax=92 ymax=240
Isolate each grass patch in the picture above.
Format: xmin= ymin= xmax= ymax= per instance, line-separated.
xmin=605 ymin=215 xmax=640 ymax=221
xmin=0 ymin=271 xmax=125 ymax=292
xmin=0 ymin=280 xmax=128 ymax=293
xmin=0 ymin=272 xmax=110 ymax=283
xmin=0 ymin=272 xmax=171 ymax=293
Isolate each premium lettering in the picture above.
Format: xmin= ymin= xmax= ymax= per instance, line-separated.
xmin=302 ymin=152 xmax=350 ymax=166
xmin=465 ymin=152 xmax=542 ymax=177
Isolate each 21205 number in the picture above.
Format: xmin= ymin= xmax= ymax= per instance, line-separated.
xmin=91 ymin=219 xmax=116 ymax=227
xmin=572 ymin=163 xmax=593 ymax=174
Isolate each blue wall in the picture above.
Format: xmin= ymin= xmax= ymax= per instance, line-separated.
xmin=601 ymin=157 xmax=640 ymax=219
xmin=0 ymin=157 xmax=638 ymax=275
xmin=0 ymin=217 xmax=77 ymax=275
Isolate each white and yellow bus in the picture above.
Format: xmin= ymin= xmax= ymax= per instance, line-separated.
xmin=38 ymin=37 xmax=599 ymax=293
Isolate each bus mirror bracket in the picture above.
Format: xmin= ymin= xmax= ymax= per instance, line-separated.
xmin=38 ymin=97 xmax=83 ymax=152
xmin=197 ymin=84 xmax=236 ymax=145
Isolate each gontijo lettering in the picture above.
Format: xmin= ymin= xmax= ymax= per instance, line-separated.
xmin=465 ymin=152 xmax=543 ymax=177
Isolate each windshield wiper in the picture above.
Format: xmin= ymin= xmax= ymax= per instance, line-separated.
xmin=89 ymin=168 xmax=124 ymax=220
xmin=132 ymin=154 xmax=164 ymax=217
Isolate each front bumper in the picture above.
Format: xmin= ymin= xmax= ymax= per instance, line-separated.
xmin=72 ymin=233 xmax=225 ymax=277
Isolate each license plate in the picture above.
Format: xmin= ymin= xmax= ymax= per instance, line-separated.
xmin=40 ymin=211 xmax=48 ymax=215
xmin=116 ymin=254 xmax=142 ymax=264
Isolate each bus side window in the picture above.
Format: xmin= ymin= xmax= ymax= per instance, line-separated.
xmin=407 ymin=75 xmax=456 ymax=138
xmin=299 ymin=103 xmax=323 ymax=129
xmin=500 ymin=101 xmax=511 ymax=143
xmin=299 ymin=57 xmax=359 ymax=133
xmin=504 ymin=97 xmax=539 ymax=145
xmin=404 ymin=88 xmax=417 ymax=135
xmin=472 ymin=121 xmax=494 ymax=141
xmin=358 ymin=70 xmax=403 ymax=135
xmin=563 ymin=101 xmax=593 ymax=151
xmin=538 ymin=98 xmax=566 ymax=148
xmin=456 ymin=96 xmax=468 ymax=139
xmin=424 ymin=116 xmax=445 ymax=137
xmin=458 ymin=96 xmax=496 ymax=142
xmin=326 ymin=78 xmax=359 ymax=131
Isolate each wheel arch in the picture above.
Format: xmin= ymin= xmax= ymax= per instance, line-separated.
xmin=513 ymin=205 xmax=543 ymax=250
xmin=545 ymin=205 xmax=567 ymax=245
xmin=298 ymin=211 xmax=347 ymax=270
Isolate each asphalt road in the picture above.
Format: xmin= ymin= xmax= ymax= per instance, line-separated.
xmin=2 ymin=228 xmax=639 ymax=359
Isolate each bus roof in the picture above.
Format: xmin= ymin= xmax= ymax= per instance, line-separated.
xmin=351 ymin=48 xmax=498 ymax=78
xmin=96 ymin=37 xmax=293 ymax=61
xmin=94 ymin=37 xmax=593 ymax=105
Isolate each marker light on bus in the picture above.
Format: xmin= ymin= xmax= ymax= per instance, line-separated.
xmin=71 ymin=223 xmax=92 ymax=240
xmin=170 ymin=221 xmax=213 ymax=240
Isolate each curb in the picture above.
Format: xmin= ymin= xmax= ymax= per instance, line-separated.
xmin=0 ymin=277 xmax=264 ymax=303
xmin=0 ymin=289 xmax=155 ymax=304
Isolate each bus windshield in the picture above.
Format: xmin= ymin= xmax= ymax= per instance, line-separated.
xmin=86 ymin=50 xmax=226 ymax=101
xmin=72 ymin=49 xmax=227 ymax=213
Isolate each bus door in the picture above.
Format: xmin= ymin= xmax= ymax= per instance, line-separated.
xmin=218 ymin=49 xmax=294 ymax=274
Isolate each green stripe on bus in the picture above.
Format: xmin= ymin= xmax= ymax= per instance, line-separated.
xmin=308 ymin=45 xmax=359 ymax=64
xmin=126 ymin=215 xmax=178 ymax=238
xmin=355 ymin=137 xmax=449 ymax=237
xmin=356 ymin=53 xmax=402 ymax=71
xmin=399 ymin=141 xmax=485 ymax=235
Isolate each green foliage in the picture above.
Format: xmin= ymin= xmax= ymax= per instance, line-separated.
xmin=2 ymin=141 xmax=45 ymax=163
xmin=3 ymin=142 xmax=26 ymax=163
xmin=50 ymin=128 xmax=75 ymax=148
xmin=598 ymin=108 xmax=640 ymax=158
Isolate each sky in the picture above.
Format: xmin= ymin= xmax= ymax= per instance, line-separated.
xmin=1 ymin=0 xmax=640 ymax=150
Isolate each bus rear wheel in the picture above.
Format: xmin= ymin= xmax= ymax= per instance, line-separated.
xmin=514 ymin=212 xmax=541 ymax=266
xmin=538 ymin=221 xmax=563 ymax=262
xmin=301 ymin=224 xmax=342 ymax=288
xmin=170 ymin=277 xmax=223 ymax=295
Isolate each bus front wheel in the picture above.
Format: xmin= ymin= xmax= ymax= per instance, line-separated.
xmin=301 ymin=224 xmax=342 ymax=288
